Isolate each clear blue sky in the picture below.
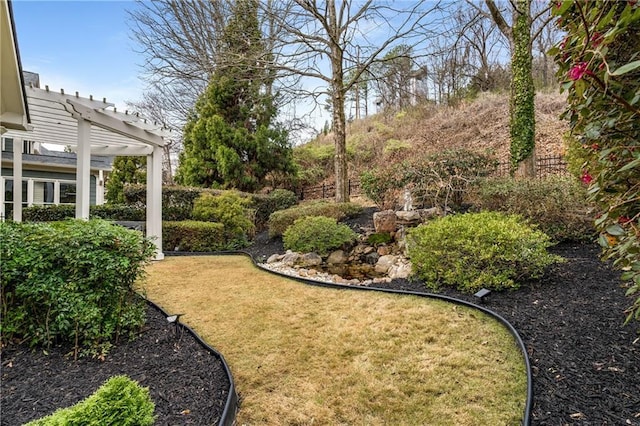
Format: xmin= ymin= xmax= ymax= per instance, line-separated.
xmin=12 ymin=0 xmax=145 ymax=111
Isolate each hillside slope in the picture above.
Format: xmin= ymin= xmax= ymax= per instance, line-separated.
xmin=295 ymin=91 xmax=569 ymax=184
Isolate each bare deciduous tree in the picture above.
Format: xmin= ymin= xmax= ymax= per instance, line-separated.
xmin=127 ymin=90 xmax=184 ymax=184
xmin=263 ymin=0 xmax=443 ymax=202
xmin=128 ymin=0 xmax=230 ymax=107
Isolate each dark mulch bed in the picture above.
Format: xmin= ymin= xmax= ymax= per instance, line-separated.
xmin=1 ymin=303 xmax=230 ymax=426
xmin=3 ymin=206 xmax=640 ymax=425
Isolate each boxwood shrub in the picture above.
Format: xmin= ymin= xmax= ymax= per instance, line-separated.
xmin=0 ymin=220 xmax=155 ymax=357
xmin=163 ymin=221 xmax=226 ymax=252
xmin=252 ymin=189 xmax=298 ymax=230
xmin=407 ymin=211 xmax=562 ymax=293
xmin=268 ymin=200 xmax=362 ymax=237
xmin=193 ymin=191 xmax=255 ymax=247
xmin=283 ymin=216 xmax=357 ymax=256
xmin=25 ymin=375 xmax=155 ymax=426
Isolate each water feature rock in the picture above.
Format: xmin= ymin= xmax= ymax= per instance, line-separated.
xmin=375 ymin=255 xmax=397 ymax=274
xmin=373 ymin=210 xmax=396 ymax=233
xmin=299 ymin=252 xmax=322 ymax=267
xmin=395 ymin=210 xmax=422 ymax=225
xmin=327 ymin=250 xmax=348 ymax=265
xmin=377 ymin=245 xmax=392 ymax=256
xmin=281 ymin=251 xmax=300 ymax=266
xmin=419 ymin=207 xmax=442 ymax=220
xmin=388 ymin=261 xmax=412 ymax=279
xmin=364 ymin=252 xmax=379 ymax=265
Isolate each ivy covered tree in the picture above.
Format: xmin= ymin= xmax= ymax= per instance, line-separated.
xmin=484 ymin=0 xmax=537 ymax=176
xmin=106 ymin=156 xmax=146 ymax=204
xmin=551 ymin=1 xmax=640 ymax=321
xmin=175 ymin=0 xmax=295 ymax=192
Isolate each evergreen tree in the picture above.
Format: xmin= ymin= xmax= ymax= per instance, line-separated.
xmin=106 ymin=156 xmax=146 ymax=204
xmin=175 ymin=0 xmax=295 ymax=192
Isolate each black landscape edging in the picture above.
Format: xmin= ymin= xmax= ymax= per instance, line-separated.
xmin=142 ymin=298 xmax=238 ymax=426
xmin=164 ymin=250 xmax=533 ymax=426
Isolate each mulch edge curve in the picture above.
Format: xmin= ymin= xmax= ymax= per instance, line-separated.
xmin=141 ymin=296 xmax=239 ymax=426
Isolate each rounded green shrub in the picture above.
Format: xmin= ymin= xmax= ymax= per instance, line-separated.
xmin=283 ymin=216 xmax=356 ymax=256
xmin=0 ymin=220 xmax=155 ymax=357
xmin=268 ymin=200 xmax=362 ymax=237
xmin=25 ymin=375 xmax=155 ymax=426
xmin=193 ymin=191 xmax=255 ymax=247
xmin=407 ymin=211 xmax=562 ymax=293
xmin=252 ymin=189 xmax=299 ymax=229
xmin=267 ymin=188 xmax=298 ymax=210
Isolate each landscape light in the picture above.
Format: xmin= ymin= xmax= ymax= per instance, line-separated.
xmin=474 ymin=288 xmax=491 ymax=302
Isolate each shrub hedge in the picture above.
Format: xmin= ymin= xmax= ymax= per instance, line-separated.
xmin=283 ymin=216 xmax=357 ymax=256
xmin=471 ymin=175 xmax=595 ymax=242
xmin=407 ymin=211 xmax=562 ymax=293
xmin=22 ymin=205 xmax=146 ymax=222
xmin=163 ymin=221 xmax=227 ymax=252
xmin=268 ymin=200 xmax=362 ymax=237
xmin=123 ymin=184 xmax=296 ymax=229
xmin=25 ymin=375 xmax=155 ymax=426
xmin=0 ymin=220 xmax=155 ymax=357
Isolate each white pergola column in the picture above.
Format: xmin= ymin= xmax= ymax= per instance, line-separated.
xmin=147 ymin=145 xmax=164 ymax=260
xmin=0 ymin=176 xmax=5 ymax=220
xmin=12 ymin=137 xmax=22 ymax=222
xmin=75 ymin=117 xmax=91 ymax=219
xmin=95 ymin=170 xmax=104 ymax=205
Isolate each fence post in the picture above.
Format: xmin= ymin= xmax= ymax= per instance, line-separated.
xmin=322 ymin=183 xmax=326 ymax=199
xmin=348 ymin=179 xmax=351 ymax=195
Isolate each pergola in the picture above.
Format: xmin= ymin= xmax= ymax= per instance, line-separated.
xmin=3 ymin=85 xmax=171 ymax=259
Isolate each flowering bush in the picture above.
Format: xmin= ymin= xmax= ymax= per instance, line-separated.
xmin=551 ymin=1 xmax=640 ymax=321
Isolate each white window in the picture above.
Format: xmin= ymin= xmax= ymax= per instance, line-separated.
xmin=26 ymin=178 xmax=76 ymax=206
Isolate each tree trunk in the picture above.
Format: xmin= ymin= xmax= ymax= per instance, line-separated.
xmin=509 ymin=0 xmax=536 ymax=177
xmin=514 ymin=147 xmax=536 ymax=178
xmin=328 ymin=1 xmax=349 ymax=203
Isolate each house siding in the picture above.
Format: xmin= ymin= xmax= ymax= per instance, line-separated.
xmin=1 ymin=168 xmax=97 ymax=205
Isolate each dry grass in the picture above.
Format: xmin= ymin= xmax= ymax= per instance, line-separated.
xmin=304 ymin=91 xmax=569 ymax=184
xmin=141 ymin=256 xmax=526 ymax=425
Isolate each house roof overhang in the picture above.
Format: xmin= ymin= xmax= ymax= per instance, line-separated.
xmin=0 ymin=0 xmax=30 ymax=133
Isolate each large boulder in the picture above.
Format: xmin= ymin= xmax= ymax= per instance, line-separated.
xmin=373 ymin=210 xmax=397 ymax=233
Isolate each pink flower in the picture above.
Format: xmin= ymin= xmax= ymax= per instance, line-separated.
xmin=590 ymin=32 xmax=603 ymax=47
xmin=618 ymin=216 xmax=632 ymax=225
xmin=581 ymin=171 xmax=594 ymax=185
xmin=569 ymin=62 xmax=593 ymax=80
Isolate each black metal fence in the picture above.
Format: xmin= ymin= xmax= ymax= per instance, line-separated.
xmin=298 ymin=155 xmax=568 ymax=201
xmin=494 ymin=155 xmax=569 ymax=178
xmin=297 ymin=179 xmax=361 ymax=201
